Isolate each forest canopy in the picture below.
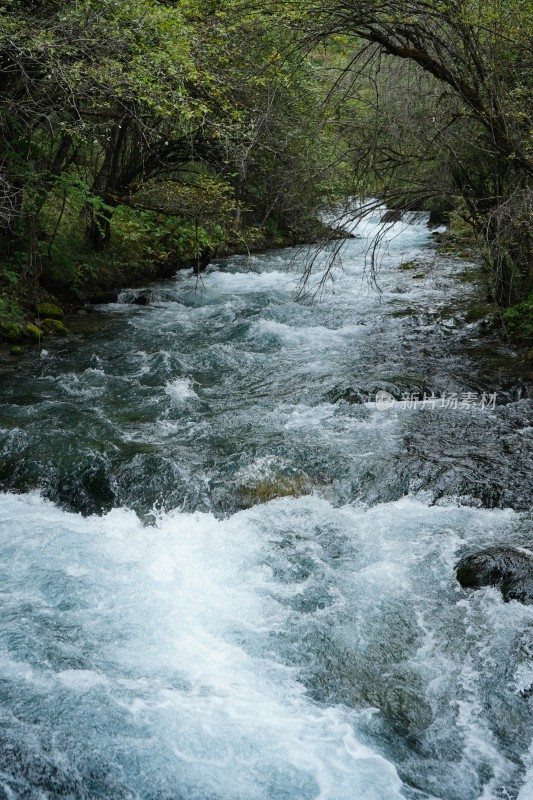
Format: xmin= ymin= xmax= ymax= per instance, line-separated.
xmin=0 ymin=0 xmax=531 ymax=327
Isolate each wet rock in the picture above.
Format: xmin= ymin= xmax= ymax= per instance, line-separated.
xmin=132 ymin=294 xmax=150 ymax=306
xmin=381 ymin=209 xmax=402 ymax=223
xmin=237 ymin=473 xmax=314 ymax=508
xmin=399 ymin=261 xmax=418 ymax=270
xmin=23 ymin=323 xmax=44 ymax=342
xmin=41 ymin=318 xmax=69 ymax=336
xmin=0 ymin=323 xmax=42 ymax=343
xmin=456 ymin=546 xmax=533 ymax=604
xmin=502 ymin=574 xmax=533 ymax=605
xmin=47 ymin=462 xmax=116 ymax=516
xmin=36 ymin=301 xmax=63 ymax=319
xmin=427 ymin=205 xmax=451 ymax=227
xmin=327 ymin=386 xmax=371 ymax=404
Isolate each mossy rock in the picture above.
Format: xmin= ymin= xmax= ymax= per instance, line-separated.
xmin=413 ymin=273 xmax=426 ymax=279
xmin=239 ymin=474 xmax=314 ymax=507
xmin=24 ymin=324 xmax=44 ymax=342
xmin=41 ymin=318 xmax=69 ymax=336
xmin=10 ymin=345 xmax=26 ymax=356
xmin=1 ymin=323 xmax=25 ymax=342
xmin=36 ymin=302 xmax=63 ymax=319
xmin=527 ymin=349 xmax=533 ymax=361
xmin=1 ymin=323 xmax=43 ymax=343
xmin=399 ymin=261 xmax=418 ymax=270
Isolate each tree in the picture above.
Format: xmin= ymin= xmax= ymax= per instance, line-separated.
xmin=281 ymin=0 xmax=533 ymax=304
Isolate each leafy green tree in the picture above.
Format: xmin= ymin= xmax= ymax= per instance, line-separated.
xmin=281 ymin=0 xmax=533 ymax=303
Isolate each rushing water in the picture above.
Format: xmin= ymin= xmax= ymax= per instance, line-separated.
xmin=1 ymin=211 xmax=533 ymax=799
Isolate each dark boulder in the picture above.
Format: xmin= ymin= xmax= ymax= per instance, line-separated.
xmin=132 ymin=294 xmax=149 ymax=306
xmin=456 ymin=546 xmax=533 ymax=605
xmin=381 ymin=209 xmax=402 ymax=223
xmin=427 ymin=205 xmax=451 ymax=227
xmin=502 ymin=574 xmax=533 ymax=605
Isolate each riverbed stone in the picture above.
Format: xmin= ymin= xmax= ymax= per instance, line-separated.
xmin=36 ymin=302 xmax=63 ymax=319
xmin=2 ymin=323 xmax=43 ymax=343
xmin=399 ymin=261 xmax=418 ymax=270
xmin=427 ymin=205 xmax=451 ymax=227
xmin=1 ymin=323 xmax=24 ymax=342
xmin=132 ymin=294 xmax=150 ymax=306
xmin=502 ymin=574 xmax=533 ymax=605
xmin=23 ymin=324 xmax=44 ymax=342
xmin=381 ymin=209 xmax=402 ymax=223
xmin=41 ymin=318 xmax=69 ymax=336
xmin=456 ymin=546 xmax=533 ymax=604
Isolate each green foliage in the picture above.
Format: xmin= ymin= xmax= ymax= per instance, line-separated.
xmin=0 ymin=0 xmax=352 ymax=306
xmin=285 ymin=0 xmax=533 ymax=305
xmin=112 ymin=207 xmax=226 ymax=263
xmin=500 ymin=294 xmax=533 ymax=340
xmin=0 ymin=296 xmax=25 ymax=328
xmin=12 ymin=0 xmax=531 ymax=314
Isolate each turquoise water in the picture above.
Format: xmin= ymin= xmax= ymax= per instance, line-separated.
xmin=0 ymin=211 xmax=532 ymax=798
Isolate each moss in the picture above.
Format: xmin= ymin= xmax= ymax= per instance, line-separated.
xmin=399 ymin=261 xmax=418 ymax=270
xmin=413 ymin=273 xmax=426 ymax=279
xmin=41 ymin=318 xmax=69 ymax=336
xmin=527 ymin=349 xmax=533 ymax=361
xmin=24 ymin=324 xmax=44 ymax=342
xmin=9 ymin=345 xmax=26 ymax=356
xmin=36 ymin=302 xmax=63 ymax=319
xmin=239 ymin=474 xmax=313 ymax=507
xmin=1 ymin=323 xmax=25 ymax=342
xmin=2 ymin=322 xmax=44 ymax=343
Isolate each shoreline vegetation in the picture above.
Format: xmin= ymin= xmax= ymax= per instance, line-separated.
xmin=0 ymin=1 xmax=531 ymax=352
xmin=3 ymin=214 xmax=533 ymax=364
xmin=0 ymin=218 xmax=357 ymax=353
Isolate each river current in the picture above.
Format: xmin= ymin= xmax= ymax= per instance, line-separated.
xmin=0 ymin=211 xmax=532 ymax=799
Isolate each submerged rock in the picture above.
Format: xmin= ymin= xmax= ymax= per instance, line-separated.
xmin=456 ymin=546 xmax=533 ymax=604
xmin=399 ymin=261 xmax=418 ymax=270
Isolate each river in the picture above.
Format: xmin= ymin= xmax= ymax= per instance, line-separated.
xmin=0 ymin=209 xmax=532 ymax=799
